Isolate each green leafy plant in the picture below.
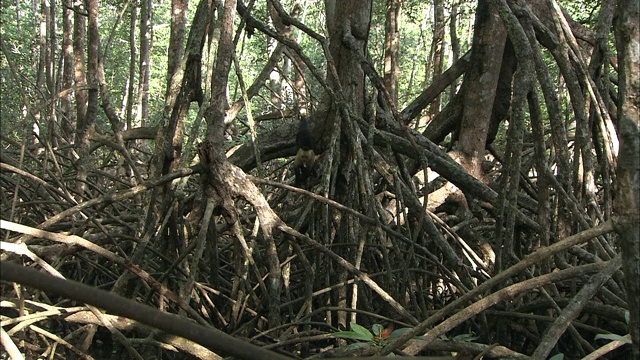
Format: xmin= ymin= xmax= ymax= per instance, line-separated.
xmin=332 ymin=322 xmax=418 ymax=349
xmin=594 ymin=310 xmax=632 ymax=345
xmin=549 ymin=353 xmax=564 ymax=360
xmin=450 ymin=332 xmax=478 ymax=342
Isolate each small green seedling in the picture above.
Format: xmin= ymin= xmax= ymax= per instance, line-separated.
xmin=332 ymin=322 xmax=421 ymax=349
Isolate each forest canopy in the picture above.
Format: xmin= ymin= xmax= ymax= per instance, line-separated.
xmin=1 ymin=0 xmax=638 ymax=359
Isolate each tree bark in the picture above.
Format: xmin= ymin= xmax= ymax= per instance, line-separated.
xmin=75 ymin=0 xmax=99 ymax=199
xmin=136 ymin=0 xmax=152 ymax=127
xmin=456 ymin=1 xmax=506 ymax=177
xmin=614 ymin=0 xmax=640 ymax=356
xmin=427 ymin=0 xmax=444 ymax=117
xmin=126 ymin=0 xmax=139 ymax=129
xmin=167 ymin=0 xmax=187 ymax=87
xmin=448 ymin=1 xmax=461 ymax=100
xmin=61 ymin=0 xmax=75 ymax=143
xmin=325 ymin=0 xmax=373 ymax=331
xmin=383 ymin=0 xmax=400 ymax=105
xmin=73 ymin=0 xmax=87 ymax=139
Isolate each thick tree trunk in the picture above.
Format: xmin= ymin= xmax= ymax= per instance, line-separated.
xmin=167 ymin=0 xmax=187 ymax=87
xmin=384 ymin=0 xmax=400 ymax=105
xmin=61 ymin=0 xmax=75 ymax=143
xmin=136 ymin=0 xmax=152 ymax=127
xmin=456 ymin=1 xmax=506 ymax=177
xmin=448 ymin=1 xmax=461 ymax=100
xmin=73 ymin=0 xmax=87 ymax=140
xmin=614 ymin=0 xmax=640 ymax=356
xmin=427 ymin=0 xmax=444 ymax=117
xmin=126 ymin=1 xmax=139 ymax=130
xmin=325 ymin=0 xmax=373 ymax=331
xmin=75 ymin=0 xmax=99 ymax=199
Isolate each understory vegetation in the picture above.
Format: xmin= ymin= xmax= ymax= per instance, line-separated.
xmin=1 ymin=0 xmax=638 ymax=359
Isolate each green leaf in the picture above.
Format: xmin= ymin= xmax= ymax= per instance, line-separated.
xmin=549 ymin=353 xmax=564 ymax=360
xmin=452 ymin=333 xmax=478 ymax=342
xmin=332 ymin=331 xmax=374 ymax=342
xmin=624 ymin=310 xmax=630 ymax=324
xmin=595 ymin=333 xmax=632 ymax=344
xmin=372 ymin=323 xmax=384 ymax=336
xmin=383 ymin=328 xmax=428 ymax=344
xmin=387 ymin=327 xmax=412 ymax=340
xmin=349 ymin=322 xmax=373 ymax=340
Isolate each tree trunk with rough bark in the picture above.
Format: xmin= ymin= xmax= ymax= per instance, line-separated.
xmin=614 ymin=0 xmax=640 ymax=356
